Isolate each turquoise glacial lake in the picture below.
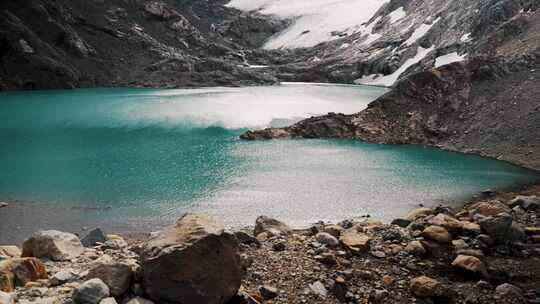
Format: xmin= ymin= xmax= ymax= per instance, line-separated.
xmin=0 ymin=84 xmax=538 ymax=242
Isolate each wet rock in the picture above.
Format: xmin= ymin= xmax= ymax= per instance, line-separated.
xmin=409 ymin=276 xmax=440 ymax=297
xmin=141 ymin=213 xmax=241 ymax=304
xmin=339 ymin=229 xmax=371 ymax=253
xmin=259 ymin=285 xmax=278 ymax=300
xmin=86 ymin=261 xmax=132 ymax=296
xmin=421 ymin=226 xmax=452 ymax=243
xmin=451 ymin=255 xmax=488 ymax=278
xmin=315 ymin=232 xmax=339 ymax=247
xmin=478 ymin=213 xmax=513 ymax=243
xmin=0 ymin=203 xmax=7 ymax=208
xmin=22 ymin=230 xmax=84 ymax=261
xmin=253 ymin=216 xmax=291 ymax=237
xmin=391 ymin=218 xmax=411 ymax=228
xmin=405 ymin=208 xmax=434 ymax=221
xmin=73 ymin=278 xmax=110 ymax=304
xmin=0 ymin=247 xmax=21 ymax=260
xmin=508 ymin=195 xmax=540 ymax=210
xmin=0 ymin=291 xmax=14 ymax=304
xmin=81 ymin=229 xmax=107 ymax=248
xmin=0 ymin=258 xmax=48 ymax=292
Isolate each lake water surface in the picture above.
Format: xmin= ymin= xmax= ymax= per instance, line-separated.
xmin=1 ymin=84 xmax=538 ymax=243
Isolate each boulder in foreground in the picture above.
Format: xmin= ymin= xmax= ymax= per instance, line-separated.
xmin=141 ymin=213 xmax=241 ymax=304
xmin=22 ymin=230 xmax=84 ymax=261
xmin=0 ymin=257 xmax=48 ymax=292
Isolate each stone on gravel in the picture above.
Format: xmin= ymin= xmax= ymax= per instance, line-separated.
xmin=141 ymin=213 xmax=241 ymax=304
xmin=50 ymin=270 xmax=76 ymax=286
xmin=86 ymin=261 xmax=132 ymax=296
xmin=81 ymin=229 xmax=107 ymax=248
xmin=461 ymin=221 xmax=481 ymax=234
xmin=22 ymin=230 xmax=84 ymax=261
xmin=451 ymin=255 xmax=488 ymax=278
xmin=405 ymin=241 xmax=426 ymax=256
xmin=478 ymin=213 xmax=513 ymax=243
xmin=409 ymin=276 xmax=440 ymax=297
xmin=315 ymin=232 xmax=339 ymax=247
xmin=259 ymin=285 xmax=278 ymax=300
xmin=253 ymin=216 xmax=291 ymax=237
xmin=0 ymin=202 xmax=7 ymax=208
xmin=0 ymin=258 xmax=48 ymax=292
xmin=308 ymin=281 xmax=327 ymax=298
xmin=73 ymin=278 xmax=110 ymax=304
xmin=339 ymin=229 xmax=371 ymax=253
xmin=421 ymin=226 xmax=452 ymax=243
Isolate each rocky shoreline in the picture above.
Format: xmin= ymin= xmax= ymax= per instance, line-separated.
xmin=1 ymin=185 xmax=540 ymax=304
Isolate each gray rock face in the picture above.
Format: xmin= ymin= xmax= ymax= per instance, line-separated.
xmin=73 ymin=278 xmax=110 ymax=304
xmin=253 ymin=216 xmax=291 ymax=237
xmin=86 ymin=261 xmax=132 ymax=296
xmin=495 ymin=283 xmax=525 ymax=303
xmin=478 ymin=213 xmax=513 ymax=243
xmin=141 ymin=213 xmax=242 ymax=304
xmin=22 ymin=230 xmax=84 ymax=261
xmin=81 ymin=229 xmax=107 ymax=248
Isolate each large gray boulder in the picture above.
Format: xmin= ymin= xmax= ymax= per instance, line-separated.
xmin=478 ymin=213 xmax=513 ymax=243
xmin=141 ymin=214 xmax=242 ymax=304
xmin=22 ymin=230 xmax=84 ymax=261
xmin=86 ymin=261 xmax=133 ymax=296
xmin=73 ymin=278 xmax=110 ymax=304
xmin=81 ymin=229 xmax=107 ymax=248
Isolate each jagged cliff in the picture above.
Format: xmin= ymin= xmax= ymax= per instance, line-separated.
xmin=0 ymin=0 xmax=286 ymax=90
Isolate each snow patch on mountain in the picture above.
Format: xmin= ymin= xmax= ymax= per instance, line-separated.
xmin=388 ymin=7 xmax=406 ymax=23
xmin=404 ymin=18 xmax=441 ymax=46
xmin=227 ymin=0 xmax=389 ymax=49
xmin=435 ymin=52 xmax=467 ymax=68
xmin=354 ymin=46 xmax=435 ymax=87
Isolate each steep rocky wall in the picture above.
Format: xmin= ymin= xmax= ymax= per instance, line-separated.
xmin=241 ymin=53 xmax=540 ymax=171
xmin=0 ymin=0 xmax=285 ymax=90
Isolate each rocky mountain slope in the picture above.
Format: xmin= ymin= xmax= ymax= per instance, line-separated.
xmin=233 ymin=0 xmax=540 ymax=86
xmin=241 ymin=52 xmax=540 ymax=171
xmin=0 ymin=0 xmax=286 ymax=90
